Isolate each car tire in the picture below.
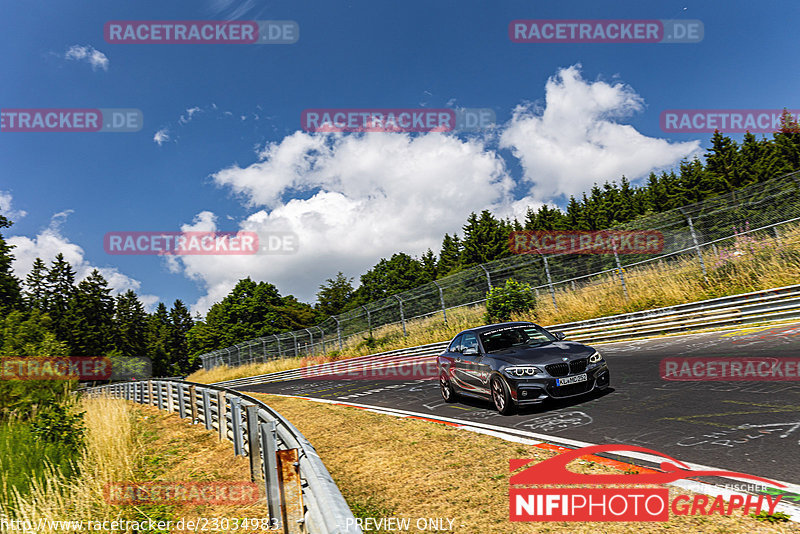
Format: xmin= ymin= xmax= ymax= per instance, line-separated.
xmin=491 ymin=376 xmax=517 ymax=415
xmin=440 ymin=373 xmax=458 ymax=403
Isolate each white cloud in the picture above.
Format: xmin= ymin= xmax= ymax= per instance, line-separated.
xmin=500 ymin=64 xmax=701 ymax=201
xmin=179 ymin=106 xmax=202 ymax=125
xmin=7 ymin=210 xmax=160 ymax=312
xmin=0 ymin=191 xmax=27 ymax=221
xmin=156 ymin=64 xmax=702 ymax=313
xmin=153 ymin=128 xmax=170 ymax=146
xmin=64 ymin=45 xmax=109 ymax=71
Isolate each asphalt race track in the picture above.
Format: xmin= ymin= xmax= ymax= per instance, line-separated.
xmin=236 ymin=322 xmax=800 ymax=484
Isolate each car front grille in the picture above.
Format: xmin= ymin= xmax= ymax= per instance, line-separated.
xmin=545 ymin=358 xmax=588 ymax=377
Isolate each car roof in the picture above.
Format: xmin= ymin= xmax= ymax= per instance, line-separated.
xmin=457 ymin=321 xmax=539 ymax=336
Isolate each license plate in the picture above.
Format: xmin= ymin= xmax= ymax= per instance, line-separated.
xmin=556 ymin=373 xmax=588 ymax=386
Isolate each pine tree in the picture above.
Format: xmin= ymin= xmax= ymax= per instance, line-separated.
xmin=23 ymin=258 xmax=49 ymax=311
xmin=114 ymin=290 xmax=148 ymax=358
xmin=0 ymin=215 xmax=22 ymax=313
xmin=437 ymin=233 xmax=462 ymax=276
xmin=45 ymin=253 xmax=76 ymax=340
xmin=169 ymin=300 xmax=194 ymax=373
xmin=64 ymin=269 xmax=115 ymax=356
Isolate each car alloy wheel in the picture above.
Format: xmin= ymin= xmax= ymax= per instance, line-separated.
xmin=440 ymin=373 xmax=457 ymax=403
xmin=491 ymin=376 xmax=516 ymax=415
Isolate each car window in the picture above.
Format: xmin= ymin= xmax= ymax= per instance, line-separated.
xmin=461 ymin=332 xmax=478 ymax=352
xmin=448 ymin=333 xmax=463 ymax=353
xmin=480 ymin=325 xmax=555 ymax=353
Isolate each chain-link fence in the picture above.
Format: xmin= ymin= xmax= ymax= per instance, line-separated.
xmin=200 ymin=171 xmax=800 ymax=370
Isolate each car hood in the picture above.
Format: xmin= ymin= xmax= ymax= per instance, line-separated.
xmin=489 ymin=341 xmax=595 ymax=365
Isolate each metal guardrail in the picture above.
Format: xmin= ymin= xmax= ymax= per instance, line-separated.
xmin=214 ymin=284 xmax=800 ymax=389
xmin=86 ymin=379 xmax=361 ymax=534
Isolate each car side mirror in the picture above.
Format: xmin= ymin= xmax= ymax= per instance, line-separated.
xmin=463 ymin=347 xmax=479 ymax=355
xmin=553 ymin=331 xmax=566 ymax=341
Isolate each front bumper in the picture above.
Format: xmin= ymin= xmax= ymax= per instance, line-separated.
xmin=508 ymin=364 xmax=610 ymax=405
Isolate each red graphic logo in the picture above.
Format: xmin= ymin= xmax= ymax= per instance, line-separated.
xmin=510 ymin=444 xmax=785 ymax=522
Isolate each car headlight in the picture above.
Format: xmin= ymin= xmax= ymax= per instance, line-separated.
xmin=504 ymin=366 xmax=542 ymax=377
xmin=589 ymin=351 xmax=603 ymax=363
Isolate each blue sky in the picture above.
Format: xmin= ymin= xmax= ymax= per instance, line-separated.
xmin=1 ymin=0 xmax=798 ymax=314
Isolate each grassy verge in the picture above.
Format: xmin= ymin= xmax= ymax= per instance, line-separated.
xmin=188 ymin=223 xmax=800 ymax=385
xmin=252 ymin=394 xmax=799 ymax=533
xmin=0 ymin=396 xmax=266 ymax=532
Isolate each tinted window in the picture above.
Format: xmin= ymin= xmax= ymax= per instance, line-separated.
xmin=448 ymin=333 xmax=463 ymax=353
xmin=461 ymin=332 xmax=478 ymax=352
xmin=480 ymin=325 xmax=555 ymax=353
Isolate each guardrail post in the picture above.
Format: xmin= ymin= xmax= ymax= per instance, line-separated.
xmin=230 ymin=396 xmax=244 ymax=455
xmin=148 ymin=381 xmax=153 ymax=406
xmin=245 ymin=405 xmax=260 ymax=482
xmin=156 ymin=382 xmax=163 ymax=409
xmin=277 ymin=449 xmax=305 ymax=534
xmin=433 ymin=280 xmax=447 ymax=325
xmin=178 ymin=383 xmax=186 ymax=419
xmin=217 ymin=391 xmax=227 ymax=442
xmin=167 ymin=382 xmax=174 ymax=413
xmin=202 ymin=389 xmax=213 ymax=430
xmin=189 ymin=385 xmax=198 ymax=423
xmin=394 ymin=295 xmax=407 ymax=336
xmin=260 ymin=420 xmax=282 ymax=526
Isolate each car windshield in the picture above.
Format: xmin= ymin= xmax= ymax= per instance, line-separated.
xmin=480 ymin=325 xmax=556 ymax=353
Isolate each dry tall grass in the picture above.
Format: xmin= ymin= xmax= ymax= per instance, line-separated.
xmin=0 ymin=395 xmax=138 ymax=527
xmin=188 ymin=224 xmax=800 ymax=385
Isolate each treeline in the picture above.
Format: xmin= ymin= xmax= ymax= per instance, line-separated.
xmin=314 ymin=117 xmax=800 ymax=315
xmin=1 ymin=116 xmax=798 ymax=374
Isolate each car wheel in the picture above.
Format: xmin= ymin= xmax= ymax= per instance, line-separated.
xmin=491 ymin=376 xmax=517 ymax=415
xmin=440 ymin=373 xmax=458 ymax=403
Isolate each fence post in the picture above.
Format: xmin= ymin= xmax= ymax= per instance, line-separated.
xmin=290 ymin=332 xmax=298 ymax=358
xmin=317 ymin=326 xmax=326 ymax=353
xmin=433 ymin=280 xmax=447 ymax=325
xmin=541 ymin=254 xmax=558 ymax=311
xmin=332 ymin=316 xmax=343 ymax=350
xmin=394 ymin=295 xmax=407 ymax=336
xmin=680 ymin=208 xmax=708 ymax=281
xmin=479 ymin=264 xmax=492 ymax=291
xmin=362 ymin=305 xmax=372 ymax=338
xmin=611 ymin=239 xmax=629 ymax=300
xmin=274 ymin=334 xmax=282 ymax=358
xmin=304 ymin=328 xmax=314 ymax=356
xmin=262 ymin=338 xmax=267 ymax=362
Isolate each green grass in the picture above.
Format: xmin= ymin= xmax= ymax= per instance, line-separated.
xmin=0 ymin=420 xmax=81 ymax=503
